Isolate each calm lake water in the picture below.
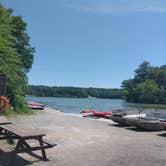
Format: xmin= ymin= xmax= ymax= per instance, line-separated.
xmin=25 ymin=96 xmax=130 ymax=113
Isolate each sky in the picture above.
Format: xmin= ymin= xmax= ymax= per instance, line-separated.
xmin=1 ymin=0 xmax=166 ymax=88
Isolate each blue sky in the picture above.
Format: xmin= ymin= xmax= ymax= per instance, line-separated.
xmin=1 ymin=0 xmax=166 ymax=88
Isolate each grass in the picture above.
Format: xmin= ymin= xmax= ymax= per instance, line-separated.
xmin=128 ymin=103 xmax=166 ymax=109
xmin=0 ymin=104 xmax=36 ymax=117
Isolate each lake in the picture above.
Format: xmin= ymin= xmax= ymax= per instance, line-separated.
xmin=25 ymin=96 xmax=130 ymax=113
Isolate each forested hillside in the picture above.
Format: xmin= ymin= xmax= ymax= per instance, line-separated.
xmin=27 ymin=85 xmax=123 ymax=99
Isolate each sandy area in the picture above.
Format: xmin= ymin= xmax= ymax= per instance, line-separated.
xmin=1 ymin=107 xmax=166 ymax=166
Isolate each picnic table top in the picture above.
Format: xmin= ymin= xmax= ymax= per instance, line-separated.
xmin=0 ymin=124 xmax=46 ymax=139
xmin=0 ymin=116 xmax=11 ymax=125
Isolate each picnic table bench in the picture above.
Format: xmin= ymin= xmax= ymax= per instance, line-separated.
xmin=0 ymin=124 xmax=56 ymax=160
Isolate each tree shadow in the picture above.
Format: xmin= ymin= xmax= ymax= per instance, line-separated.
xmin=0 ymin=150 xmax=32 ymax=166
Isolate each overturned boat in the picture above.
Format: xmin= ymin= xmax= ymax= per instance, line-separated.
xmin=26 ymin=101 xmax=45 ymax=110
xmin=111 ymin=110 xmax=146 ymax=126
xmin=159 ymin=122 xmax=166 ymax=131
xmin=134 ymin=117 xmax=164 ymax=131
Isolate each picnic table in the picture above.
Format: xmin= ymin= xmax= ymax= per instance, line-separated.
xmin=0 ymin=124 xmax=56 ymax=160
xmin=0 ymin=116 xmax=11 ymax=125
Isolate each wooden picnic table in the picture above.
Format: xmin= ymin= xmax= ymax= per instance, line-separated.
xmin=0 ymin=116 xmax=11 ymax=125
xmin=0 ymin=124 xmax=56 ymax=160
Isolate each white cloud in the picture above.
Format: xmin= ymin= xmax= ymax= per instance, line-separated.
xmin=65 ymin=0 xmax=166 ymax=14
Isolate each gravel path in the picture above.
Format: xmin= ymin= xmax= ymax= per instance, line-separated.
xmin=1 ymin=107 xmax=166 ymax=166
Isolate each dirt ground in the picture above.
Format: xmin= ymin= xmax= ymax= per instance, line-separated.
xmin=1 ymin=107 xmax=166 ymax=166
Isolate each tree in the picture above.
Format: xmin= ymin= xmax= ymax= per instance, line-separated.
xmin=134 ymin=61 xmax=151 ymax=83
xmin=133 ymin=80 xmax=160 ymax=104
xmin=11 ymin=16 xmax=34 ymax=72
xmin=27 ymin=85 xmax=123 ymax=99
xmin=122 ymin=61 xmax=166 ymax=104
xmin=0 ymin=4 xmax=34 ymax=111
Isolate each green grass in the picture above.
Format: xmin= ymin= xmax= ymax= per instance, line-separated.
xmin=128 ymin=103 xmax=166 ymax=109
xmin=0 ymin=104 xmax=35 ymax=117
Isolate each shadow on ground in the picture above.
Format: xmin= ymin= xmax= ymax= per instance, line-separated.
xmin=108 ymin=123 xmax=159 ymax=132
xmin=125 ymin=127 xmax=156 ymax=132
xmin=0 ymin=150 xmax=31 ymax=166
xmin=157 ymin=133 xmax=166 ymax=137
xmin=108 ymin=123 xmax=129 ymax=127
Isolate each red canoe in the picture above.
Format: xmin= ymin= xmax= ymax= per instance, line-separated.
xmin=80 ymin=109 xmax=95 ymax=113
xmin=26 ymin=101 xmax=45 ymax=110
xmin=93 ymin=111 xmax=112 ymax=116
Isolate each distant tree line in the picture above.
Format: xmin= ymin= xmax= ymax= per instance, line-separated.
xmin=27 ymin=85 xmax=123 ymax=99
xmin=122 ymin=61 xmax=166 ymax=104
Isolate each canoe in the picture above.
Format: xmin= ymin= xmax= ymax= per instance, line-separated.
xmin=26 ymin=101 xmax=45 ymax=110
xmin=125 ymin=117 xmax=140 ymax=126
xmin=135 ymin=118 xmax=163 ymax=131
xmin=80 ymin=109 xmax=95 ymax=113
xmin=26 ymin=101 xmax=44 ymax=107
xmin=111 ymin=113 xmax=146 ymax=126
xmin=111 ymin=115 xmax=127 ymax=126
xmin=160 ymin=122 xmax=166 ymax=130
xmin=93 ymin=111 xmax=112 ymax=116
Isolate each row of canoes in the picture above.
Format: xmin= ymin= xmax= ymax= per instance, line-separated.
xmin=111 ymin=111 xmax=166 ymax=131
xmin=81 ymin=109 xmax=166 ymax=131
xmin=26 ymin=104 xmax=166 ymax=131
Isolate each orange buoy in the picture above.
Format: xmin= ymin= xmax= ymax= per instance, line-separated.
xmin=0 ymin=96 xmax=8 ymax=112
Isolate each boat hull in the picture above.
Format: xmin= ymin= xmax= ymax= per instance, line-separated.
xmin=26 ymin=101 xmax=45 ymax=110
xmin=111 ymin=113 xmax=146 ymax=126
xmin=135 ymin=119 xmax=163 ymax=131
xmin=125 ymin=117 xmax=140 ymax=126
xmin=159 ymin=122 xmax=166 ymax=131
xmin=111 ymin=116 xmax=128 ymax=126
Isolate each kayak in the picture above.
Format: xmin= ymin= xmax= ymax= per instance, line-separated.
xmin=80 ymin=109 xmax=95 ymax=113
xmin=93 ymin=111 xmax=112 ymax=116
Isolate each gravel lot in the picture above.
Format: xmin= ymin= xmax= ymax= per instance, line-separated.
xmin=1 ymin=107 xmax=166 ymax=166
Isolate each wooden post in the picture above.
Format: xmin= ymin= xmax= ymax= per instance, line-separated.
xmin=0 ymin=73 xmax=7 ymax=96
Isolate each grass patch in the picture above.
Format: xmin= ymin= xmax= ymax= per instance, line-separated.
xmin=128 ymin=103 xmax=166 ymax=109
xmin=0 ymin=104 xmax=36 ymax=117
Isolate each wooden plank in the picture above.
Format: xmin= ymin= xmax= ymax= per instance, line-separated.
xmin=0 ymin=124 xmax=45 ymax=138
xmin=0 ymin=116 xmax=11 ymax=125
xmin=42 ymin=139 xmax=57 ymax=147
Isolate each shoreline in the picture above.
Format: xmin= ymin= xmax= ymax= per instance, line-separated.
xmin=43 ymin=107 xmax=114 ymax=123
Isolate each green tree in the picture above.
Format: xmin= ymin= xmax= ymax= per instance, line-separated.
xmin=11 ymin=15 xmax=34 ymax=72
xmin=133 ymin=80 xmax=160 ymax=103
xmin=122 ymin=61 xmax=166 ymax=104
xmin=0 ymin=4 xmax=34 ymax=111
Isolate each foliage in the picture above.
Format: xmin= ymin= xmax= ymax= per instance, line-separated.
xmin=0 ymin=4 xmax=34 ymax=111
xmin=0 ymin=103 xmax=35 ymax=116
xmin=27 ymin=85 xmax=123 ymax=99
xmin=122 ymin=61 xmax=166 ymax=104
xmin=11 ymin=15 xmax=34 ymax=72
